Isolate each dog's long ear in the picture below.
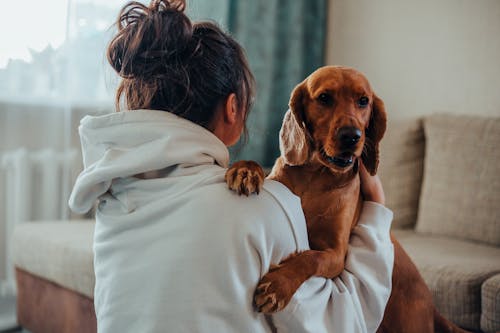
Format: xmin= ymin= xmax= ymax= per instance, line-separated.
xmin=362 ymin=94 xmax=387 ymax=175
xmin=279 ymin=82 xmax=311 ymax=166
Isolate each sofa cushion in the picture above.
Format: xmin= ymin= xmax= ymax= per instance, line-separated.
xmin=481 ymin=274 xmax=500 ymax=333
xmin=416 ymin=114 xmax=500 ymax=246
xmin=393 ymin=229 xmax=500 ymax=331
xmin=378 ymin=118 xmax=425 ymax=229
xmin=12 ymin=221 xmax=95 ymax=299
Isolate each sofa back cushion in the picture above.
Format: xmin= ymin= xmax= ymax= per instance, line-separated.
xmin=378 ymin=118 xmax=425 ymax=229
xmin=416 ymin=114 xmax=500 ymax=246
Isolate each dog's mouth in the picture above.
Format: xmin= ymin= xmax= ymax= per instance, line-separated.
xmin=321 ymin=149 xmax=356 ymax=168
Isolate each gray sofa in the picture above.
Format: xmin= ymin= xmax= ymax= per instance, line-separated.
xmin=379 ymin=114 xmax=500 ymax=332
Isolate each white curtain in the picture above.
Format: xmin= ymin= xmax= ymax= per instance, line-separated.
xmin=0 ymin=0 xmax=241 ymax=298
xmin=0 ymin=0 xmax=124 ymax=296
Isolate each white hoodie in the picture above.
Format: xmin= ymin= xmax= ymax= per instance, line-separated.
xmin=69 ymin=109 xmax=394 ymax=333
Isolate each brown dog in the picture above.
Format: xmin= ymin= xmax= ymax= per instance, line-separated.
xmin=225 ymin=66 xmax=469 ymax=333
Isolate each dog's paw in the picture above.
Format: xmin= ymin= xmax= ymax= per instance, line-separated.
xmin=254 ymin=268 xmax=296 ymax=313
xmin=225 ymin=160 xmax=265 ymax=196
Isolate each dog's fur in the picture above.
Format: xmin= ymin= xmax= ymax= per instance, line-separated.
xmin=225 ymin=66 xmax=469 ymax=332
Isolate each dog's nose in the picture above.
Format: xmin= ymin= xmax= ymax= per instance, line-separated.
xmin=337 ymin=127 xmax=362 ymax=147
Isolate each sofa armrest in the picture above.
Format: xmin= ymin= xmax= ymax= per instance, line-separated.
xmin=481 ymin=274 xmax=500 ymax=333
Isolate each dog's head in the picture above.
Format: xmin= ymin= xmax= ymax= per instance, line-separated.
xmin=280 ymin=66 xmax=386 ymax=175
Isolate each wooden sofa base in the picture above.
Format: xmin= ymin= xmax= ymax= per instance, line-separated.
xmin=15 ymin=268 xmax=97 ymax=333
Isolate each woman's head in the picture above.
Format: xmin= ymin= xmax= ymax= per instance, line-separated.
xmin=107 ymin=0 xmax=255 ymax=134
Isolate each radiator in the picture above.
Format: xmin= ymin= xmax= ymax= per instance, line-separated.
xmin=0 ymin=148 xmax=79 ymax=296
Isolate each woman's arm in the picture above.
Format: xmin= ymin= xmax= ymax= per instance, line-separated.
xmin=271 ymin=202 xmax=393 ymax=333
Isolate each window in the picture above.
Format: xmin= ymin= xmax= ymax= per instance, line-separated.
xmin=0 ymin=0 xmax=124 ymax=297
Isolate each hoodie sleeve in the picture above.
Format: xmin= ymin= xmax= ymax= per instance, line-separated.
xmin=270 ymin=201 xmax=394 ymax=333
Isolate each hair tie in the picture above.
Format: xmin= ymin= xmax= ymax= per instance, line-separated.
xmin=149 ymin=0 xmax=186 ymax=13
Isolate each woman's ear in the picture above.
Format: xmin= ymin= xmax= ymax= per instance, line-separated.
xmin=223 ymin=93 xmax=238 ymax=124
xmin=362 ymin=94 xmax=387 ymax=175
xmin=212 ymin=93 xmax=243 ymax=146
xmin=280 ymin=82 xmax=311 ymax=166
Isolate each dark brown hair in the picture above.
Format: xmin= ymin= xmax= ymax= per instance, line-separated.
xmin=107 ymin=0 xmax=255 ymax=131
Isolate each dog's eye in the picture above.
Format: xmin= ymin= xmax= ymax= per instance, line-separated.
xmin=357 ymin=96 xmax=369 ymax=108
xmin=317 ymin=93 xmax=333 ymax=106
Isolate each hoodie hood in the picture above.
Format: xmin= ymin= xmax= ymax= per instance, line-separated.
xmin=69 ymin=110 xmax=229 ymax=214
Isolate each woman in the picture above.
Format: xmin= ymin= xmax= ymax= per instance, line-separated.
xmin=69 ymin=1 xmax=394 ymax=332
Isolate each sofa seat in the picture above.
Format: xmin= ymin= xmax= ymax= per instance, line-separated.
xmin=13 ymin=221 xmax=95 ymax=299
xmin=394 ymin=229 xmax=500 ymax=331
xmin=12 ymin=221 xmax=96 ymax=333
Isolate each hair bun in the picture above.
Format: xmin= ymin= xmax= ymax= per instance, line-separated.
xmin=107 ymin=0 xmax=192 ymax=79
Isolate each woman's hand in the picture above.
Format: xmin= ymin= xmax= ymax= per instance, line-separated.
xmin=359 ymin=163 xmax=386 ymax=205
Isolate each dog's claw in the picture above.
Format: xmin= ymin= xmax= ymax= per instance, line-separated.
xmin=254 ymin=282 xmax=278 ymax=313
xmin=256 ymin=281 xmax=272 ymax=294
xmin=260 ymin=296 xmax=280 ymax=313
xmin=253 ymin=270 xmax=294 ymax=313
xmin=225 ymin=161 xmax=265 ymax=196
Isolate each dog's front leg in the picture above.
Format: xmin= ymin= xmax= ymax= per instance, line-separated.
xmin=254 ymin=248 xmax=345 ymax=313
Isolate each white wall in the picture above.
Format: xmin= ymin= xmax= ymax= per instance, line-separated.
xmin=326 ymin=0 xmax=500 ymax=120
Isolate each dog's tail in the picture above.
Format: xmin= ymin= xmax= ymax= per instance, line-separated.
xmin=434 ymin=308 xmax=471 ymax=333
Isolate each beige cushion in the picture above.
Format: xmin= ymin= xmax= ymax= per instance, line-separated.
xmin=393 ymin=229 xmax=500 ymax=330
xmin=482 ymin=274 xmax=500 ymax=333
xmin=416 ymin=114 xmax=500 ymax=246
xmin=378 ymin=118 xmax=425 ymax=229
xmin=12 ymin=220 xmax=95 ymax=298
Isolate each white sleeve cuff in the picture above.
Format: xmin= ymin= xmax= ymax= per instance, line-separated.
xmin=358 ymin=201 xmax=393 ymax=234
